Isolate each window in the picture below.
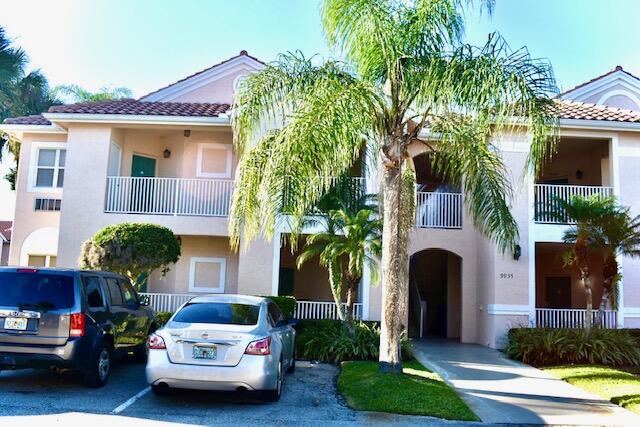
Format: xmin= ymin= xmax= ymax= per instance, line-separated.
xmin=82 ymin=276 xmax=105 ymax=310
xmin=105 ymin=278 xmax=124 ymax=306
xmin=35 ymin=148 xmax=65 ymax=188
xmin=188 ymin=257 xmax=226 ymax=293
xmin=268 ymin=303 xmax=284 ymax=327
xmin=196 ymin=143 xmax=232 ymax=178
xmin=34 ymin=198 xmax=62 ymax=211
xmin=120 ymin=279 xmax=138 ymax=305
xmin=0 ymin=272 xmax=75 ymax=309
xmin=173 ymin=303 xmax=260 ymax=325
xmin=27 ymin=255 xmax=56 ymax=267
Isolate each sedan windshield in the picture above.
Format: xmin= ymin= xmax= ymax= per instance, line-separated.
xmin=0 ymin=272 xmax=75 ymax=309
xmin=173 ymin=302 xmax=260 ymax=325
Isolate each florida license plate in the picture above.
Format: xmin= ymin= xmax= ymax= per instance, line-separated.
xmin=193 ymin=345 xmax=217 ymax=360
xmin=4 ymin=317 xmax=28 ymax=331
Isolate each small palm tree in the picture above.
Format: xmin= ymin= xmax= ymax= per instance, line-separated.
xmin=559 ymin=195 xmax=618 ymax=332
xmin=588 ymin=208 xmax=640 ymax=325
xmin=231 ymin=0 xmax=558 ymax=372
xmin=53 ymin=84 xmax=133 ymax=103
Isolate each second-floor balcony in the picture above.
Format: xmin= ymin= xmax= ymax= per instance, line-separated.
xmin=105 ymin=176 xmax=235 ymax=217
xmin=534 ymin=183 xmax=614 ymax=224
xmin=415 ymin=191 xmax=463 ymax=229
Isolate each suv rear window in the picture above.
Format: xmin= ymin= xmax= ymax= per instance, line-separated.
xmin=0 ymin=272 xmax=75 ymax=309
xmin=172 ymin=303 xmax=260 ymax=325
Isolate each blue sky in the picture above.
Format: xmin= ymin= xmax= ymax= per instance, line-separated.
xmin=1 ymin=0 xmax=639 ymax=219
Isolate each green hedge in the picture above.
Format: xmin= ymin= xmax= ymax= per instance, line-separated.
xmin=156 ymin=311 xmax=173 ymax=328
xmin=263 ymin=295 xmax=297 ymax=320
xmin=505 ymin=328 xmax=640 ymax=367
xmin=294 ymin=319 xmax=413 ymax=364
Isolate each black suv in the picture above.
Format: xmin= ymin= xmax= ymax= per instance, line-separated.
xmin=0 ymin=267 xmax=156 ymax=387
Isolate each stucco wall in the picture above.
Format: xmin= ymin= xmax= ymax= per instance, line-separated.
xmin=8 ymin=132 xmax=66 ymax=266
xmin=149 ymin=235 xmax=239 ymax=294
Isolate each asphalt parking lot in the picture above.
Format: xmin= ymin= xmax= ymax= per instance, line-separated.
xmin=0 ymin=360 xmax=470 ymax=426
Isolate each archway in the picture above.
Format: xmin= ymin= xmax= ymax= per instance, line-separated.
xmin=409 ymin=248 xmax=462 ymax=339
xmin=19 ymin=227 xmax=59 ymax=267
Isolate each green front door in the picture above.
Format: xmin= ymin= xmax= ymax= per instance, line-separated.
xmin=131 ymin=154 xmax=156 ymax=177
xmin=130 ymin=155 xmax=156 ymax=212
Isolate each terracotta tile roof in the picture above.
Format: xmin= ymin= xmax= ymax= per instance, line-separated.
xmin=47 ymin=99 xmax=230 ymax=117
xmin=3 ymin=114 xmax=51 ymax=125
xmin=139 ymin=50 xmax=265 ymax=100
xmin=556 ymin=99 xmax=640 ymax=123
xmin=560 ymin=65 xmax=640 ymax=97
xmin=0 ymin=221 xmax=12 ymax=242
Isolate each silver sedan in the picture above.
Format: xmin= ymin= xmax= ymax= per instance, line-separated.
xmin=145 ymin=294 xmax=296 ymax=401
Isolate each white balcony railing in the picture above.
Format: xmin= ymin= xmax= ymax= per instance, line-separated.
xmin=534 ymin=184 xmax=614 ymax=224
xmin=415 ymin=192 xmax=463 ymax=229
xmin=105 ymin=177 xmax=234 ymax=217
xmin=294 ymin=300 xmax=363 ymax=320
xmin=535 ymin=308 xmax=617 ymax=329
xmin=139 ymin=292 xmax=194 ymax=312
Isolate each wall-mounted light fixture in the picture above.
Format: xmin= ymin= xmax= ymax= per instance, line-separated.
xmin=513 ymin=244 xmax=522 ymax=261
xmin=575 ymin=169 xmax=583 ymax=180
xmin=163 ymin=148 xmax=171 ymax=159
xmin=184 ymin=129 xmax=191 ymax=137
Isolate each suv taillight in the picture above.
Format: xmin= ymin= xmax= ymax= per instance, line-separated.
xmin=245 ymin=337 xmax=271 ymax=355
xmin=147 ymin=333 xmax=166 ymax=349
xmin=69 ymin=313 xmax=86 ymax=337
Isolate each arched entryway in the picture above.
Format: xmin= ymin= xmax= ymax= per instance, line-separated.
xmin=409 ymin=249 xmax=462 ymax=339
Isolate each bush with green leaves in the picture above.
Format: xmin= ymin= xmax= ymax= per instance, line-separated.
xmin=155 ymin=312 xmax=173 ymax=328
xmin=295 ymin=319 xmax=413 ymax=364
xmin=80 ymin=223 xmax=181 ymax=290
xmin=262 ymin=295 xmax=296 ymax=320
xmin=505 ymin=328 xmax=640 ymax=367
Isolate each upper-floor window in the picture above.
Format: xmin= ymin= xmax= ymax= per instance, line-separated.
xmin=196 ymin=143 xmax=232 ymax=178
xmin=28 ymin=142 xmax=67 ymax=193
xmin=36 ymin=149 xmax=65 ymax=188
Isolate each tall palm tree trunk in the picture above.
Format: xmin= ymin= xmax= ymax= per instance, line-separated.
xmin=597 ymin=256 xmax=618 ymax=327
xmin=379 ymin=153 xmax=410 ymax=373
xmin=575 ymin=238 xmax=592 ymax=332
xmin=328 ymin=261 xmax=346 ymax=321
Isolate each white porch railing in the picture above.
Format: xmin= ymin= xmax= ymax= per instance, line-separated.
xmin=294 ymin=301 xmax=363 ymax=320
xmin=105 ymin=177 xmax=234 ymax=217
xmin=415 ymin=192 xmax=463 ymax=229
xmin=139 ymin=292 xmax=194 ymax=312
xmin=535 ymin=308 xmax=617 ymax=329
xmin=534 ymin=184 xmax=614 ymax=224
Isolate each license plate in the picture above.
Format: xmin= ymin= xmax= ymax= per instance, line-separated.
xmin=193 ymin=345 xmax=217 ymax=360
xmin=4 ymin=317 xmax=28 ymax=331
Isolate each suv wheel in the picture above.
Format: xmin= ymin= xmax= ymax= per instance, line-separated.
xmin=83 ymin=345 xmax=111 ymax=388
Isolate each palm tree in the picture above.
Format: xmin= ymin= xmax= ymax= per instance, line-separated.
xmin=230 ymin=0 xmax=558 ymax=372
xmin=559 ymin=195 xmax=618 ymax=332
xmin=53 ymin=84 xmax=133 ymax=103
xmin=588 ymin=208 xmax=640 ymax=325
xmin=0 ymin=26 xmax=58 ymax=189
xmin=298 ymin=200 xmax=382 ymax=322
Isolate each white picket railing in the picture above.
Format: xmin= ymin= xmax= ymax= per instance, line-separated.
xmin=105 ymin=177 xmax=234 ymax=217
xmin=534 ymin=184 xmax=614 ymax=224
xmin=139 ymin=292 xmax=195 ymax=312
xmin=535 ymin=308 xmax=617 ymax=329
xmin=415 ymin=192 xmax=463 ymax=229
xmin=294 ymin=301 xmax=363 ymax=320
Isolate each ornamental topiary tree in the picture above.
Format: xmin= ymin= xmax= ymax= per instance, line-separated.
xmin=79 ymin=223 xmax=181 ymax=291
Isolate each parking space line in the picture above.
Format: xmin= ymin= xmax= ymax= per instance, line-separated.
xmin=111 ymin=386 xmax=151 ymax=414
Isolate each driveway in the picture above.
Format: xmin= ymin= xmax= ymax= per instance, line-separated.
xmin=413 ymin=338 xmax=640 ymax=426
xmin=0 ymin=359 xmax=475 ymax=426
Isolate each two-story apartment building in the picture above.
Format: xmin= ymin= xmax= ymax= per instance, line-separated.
xmin=3 ymin=52 xmax=640 ymax=348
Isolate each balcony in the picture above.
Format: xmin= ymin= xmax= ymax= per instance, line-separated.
xmin=105 ymin=176 xmax=234 ymax=217
xmin=415 ymin=191 xmax=463 ymax=229
xmin=534 ymin=184 xmax=613 ymax=224
xmin=535 ymin=308 xmax=617 ymax=328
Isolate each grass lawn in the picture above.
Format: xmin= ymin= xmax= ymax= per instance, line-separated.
xmin=544 ymin=365 xmax=640 ymax=414
xmin=337 ymin=360 xmax=479 ymax=421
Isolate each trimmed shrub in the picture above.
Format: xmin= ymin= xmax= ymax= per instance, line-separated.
xmin=156 ymin=311 xmax=173 ymax=328
xmin=295 ymin=319 xmax=413 ymax=364
xmin=263 ymin=295 xmax=296 ymax=320
xmin=505 ymin=328 xmax=640 ymax=367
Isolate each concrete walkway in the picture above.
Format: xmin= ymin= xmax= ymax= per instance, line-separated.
xmin=413 ymin=338 xmax=640 ymax=426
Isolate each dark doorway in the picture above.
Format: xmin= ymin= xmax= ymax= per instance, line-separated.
xmin=409 ymin=249 xmax=461 ymax=339
xmin=278 ymin=267 xmax=295 ymax=296
xmin=545 ymin=276 xmax=572 ymax=308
